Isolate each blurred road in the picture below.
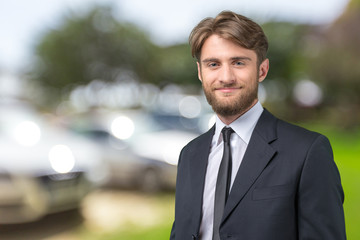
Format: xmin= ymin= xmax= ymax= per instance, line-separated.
xmin=0 ymin=189 xmax=174 ymax=240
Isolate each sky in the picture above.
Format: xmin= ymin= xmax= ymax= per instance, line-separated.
xmin=0 ymin=0 xmax=349 ymax=73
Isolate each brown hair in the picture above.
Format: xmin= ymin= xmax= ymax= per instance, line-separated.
xmin=189 ymin=11 xmax=268 ymax=65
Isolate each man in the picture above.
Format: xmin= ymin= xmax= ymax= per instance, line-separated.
xmin=170 ymin=11 xmax=346 ymax=240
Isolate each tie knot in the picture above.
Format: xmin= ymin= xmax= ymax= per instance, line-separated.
xmin=221 ymin=127 xmax=234 ymax=143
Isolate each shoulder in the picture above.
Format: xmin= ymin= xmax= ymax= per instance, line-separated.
xmin=262 ymin=109 xmax=324 ymax=141
xmin=277 ymin=117 xmax=334 ymax=162
xmin=277 ymin=118 xmax=328 ymax=147
xmin=278 ymin=118 xmax=320 ymax=139
xmin=258 ymin=109 xmax=330 ymax=151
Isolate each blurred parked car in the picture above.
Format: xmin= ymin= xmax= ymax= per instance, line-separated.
xmin=0 ymin=100 xmax=105 ymax=224
xmin=69 ymin=109 xmax=199 ymax=192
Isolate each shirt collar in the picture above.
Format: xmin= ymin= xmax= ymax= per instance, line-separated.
xmin=213 ymin=101 xmax=264 ymax=146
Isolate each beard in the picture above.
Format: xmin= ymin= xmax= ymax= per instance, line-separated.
xmin=202 ymin=82 xmax=259 ymax=117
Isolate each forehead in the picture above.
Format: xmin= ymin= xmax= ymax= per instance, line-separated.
xmin=200 ymin=34 xmax=257 ymax=61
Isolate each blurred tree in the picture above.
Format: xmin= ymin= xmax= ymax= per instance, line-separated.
xmin=29 ymin=6 xmax=160 ymax=106
xmin=262 ymin=22 xmax=310 ymax=82
xmin=29 ymin=2 xmax=359 ymax=128
xmin=308 ymin=0 xmax=360 ymax=128
xmin=157 ymin=43 xmax=198 ymax=88
xmin=28 ymin=5 xmax=200 ymax=107
xmin=260 ymin=22 xmax=312 ymax=119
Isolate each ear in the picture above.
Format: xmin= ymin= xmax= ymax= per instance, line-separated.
xmin=197 ymin=62 xmax=202 ymax=82
xmin=258 ymin=58 xmax=269 ymax=83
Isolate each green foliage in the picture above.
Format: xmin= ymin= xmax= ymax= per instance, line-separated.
xmin=157 ymin=44 xmax=198 ymax=87
xmin=28 ymin=3 xmax=360 ymax=127
xmin=99 ymin=224 xmax=172 ymax=240
xmin=262 ymin=22 xmax=310 ymax=82
xmin=29 ymin=5 xmax=200 ymax=106
xmin=30 ymin=6 xmax=160 ymax=104
xmin=260 ymin=22 xmax=313 ymax=120
xmin=307 ymin=2 xmax=360 ymax=127
xmin=261 ymin=4 xmax=360 ymax=128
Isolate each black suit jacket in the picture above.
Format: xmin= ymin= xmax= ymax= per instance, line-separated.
xmin=170 ymin=109 xmax=346 ymax=240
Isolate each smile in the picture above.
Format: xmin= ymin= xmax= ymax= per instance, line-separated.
xmin=216 ymin=87 xmax=241 ymax=93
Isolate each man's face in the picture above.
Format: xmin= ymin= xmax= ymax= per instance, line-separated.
xmin=197 ymin=34 xmax=269 ymax=118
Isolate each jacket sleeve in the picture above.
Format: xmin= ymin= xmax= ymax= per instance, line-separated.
xmin=297 ymin=135 xmax=346 ymax=239
xmin=169 ymin=147 xmax=184 ymax=240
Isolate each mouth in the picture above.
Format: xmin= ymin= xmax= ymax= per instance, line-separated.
xmin=215 ymin=87 xmax=241 ymax=94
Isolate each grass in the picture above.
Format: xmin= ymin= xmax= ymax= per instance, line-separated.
xmin=94 ymin=224 xmax=171 ymax=240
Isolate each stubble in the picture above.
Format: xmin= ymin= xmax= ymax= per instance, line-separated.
xmin=202 ymin=82 xmax=259 ymax=118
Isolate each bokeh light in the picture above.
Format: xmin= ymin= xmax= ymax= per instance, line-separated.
xmin=13 ymin=121 xmax=41 ymax=146
xmin=110 ymin=116 xmax=135 ymax=140
xmin=48 ymin=144 xmax=75 ymax=173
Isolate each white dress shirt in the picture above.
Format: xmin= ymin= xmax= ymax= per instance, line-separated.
xmin=199 ymin=101 xmax=264 ymax=240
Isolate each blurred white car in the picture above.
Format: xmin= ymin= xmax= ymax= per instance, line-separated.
xmin=0 ymin=101 xmax=106 ymax=224
xmin=70 ymin=109 xmax=199 ymax=192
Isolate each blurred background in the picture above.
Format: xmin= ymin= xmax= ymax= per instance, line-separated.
xmin=0 ymin=0 xmax=359 ymax=239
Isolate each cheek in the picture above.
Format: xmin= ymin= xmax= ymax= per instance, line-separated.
xmin=242 ymin=70 xmax=259 ymax=84
xmin=201 ymin=70 xmax=218 ymax=83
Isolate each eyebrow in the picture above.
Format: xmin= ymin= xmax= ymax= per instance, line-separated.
xmin=201 ymin=56 xmax=252 ymax=63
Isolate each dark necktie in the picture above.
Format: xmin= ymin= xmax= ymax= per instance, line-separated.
xmin=213 ymin=127 xmax=234 ymax=240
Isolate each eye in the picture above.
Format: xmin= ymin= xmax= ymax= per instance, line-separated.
xmin=208 ymin=62 xmax=219 ymax=68
xmin=234 ymin=61 xmax=245 ymax=66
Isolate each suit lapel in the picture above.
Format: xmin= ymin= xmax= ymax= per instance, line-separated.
xmin=223 ymin=109 xmax=278 ymax=221
xmin=189 ymin=125 xmax=215 ymax=232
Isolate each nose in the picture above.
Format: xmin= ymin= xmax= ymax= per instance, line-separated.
xmin=219 ymin=64 xmax=235 ymax=84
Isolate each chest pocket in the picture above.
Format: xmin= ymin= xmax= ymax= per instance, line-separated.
xmin=252 ymin=184 xmax=293 ymax=201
